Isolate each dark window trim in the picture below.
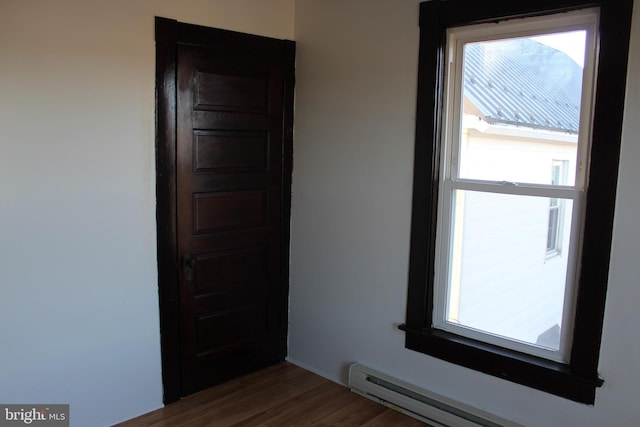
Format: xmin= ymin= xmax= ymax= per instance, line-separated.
xmin=401 ymin=0 xmax=634 ymax=404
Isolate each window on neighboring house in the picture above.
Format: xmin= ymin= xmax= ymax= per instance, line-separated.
xmin=401 ymin=0 xmax=633 ymax=404
xmin=547 ymin=160 xmax=569 ymax=256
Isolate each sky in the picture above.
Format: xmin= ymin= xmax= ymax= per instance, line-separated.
xmin=530 ymin=30 xmax=587 ymax=68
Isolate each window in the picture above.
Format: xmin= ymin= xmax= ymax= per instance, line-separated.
xmin=547 ymin=160 xmax=569 ymax=256
xmin=401 ymin=0 xmax=633 ymax=404
xmin=435 ymin=16 xmax=593 ymax=363
xmin=546 ymin=195 xmax=561 ymax=253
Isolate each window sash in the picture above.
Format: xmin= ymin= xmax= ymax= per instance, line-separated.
xmin=434 ymin=181 xmax=584 ymax=362
xmin=443 ymin=10 xmax=599 ymax=191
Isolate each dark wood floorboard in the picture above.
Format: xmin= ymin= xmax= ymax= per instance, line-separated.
xmin=115 ymin=362 xmax=428 ymax=426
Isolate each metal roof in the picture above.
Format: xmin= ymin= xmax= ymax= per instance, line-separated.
xmin=463 ymin=38 xmax=583 ymax=134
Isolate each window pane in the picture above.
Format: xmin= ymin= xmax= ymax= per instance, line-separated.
xmin=447 ymin=190 xmax=574 ymax=350
xmin=458 ymin=32 xmax=585 ymax=186
xmin=546 ymin=203 xmax=560 ymax=252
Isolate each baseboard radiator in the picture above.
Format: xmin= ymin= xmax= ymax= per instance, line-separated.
xmin=348 ymin=363 xmax=521 ymax=427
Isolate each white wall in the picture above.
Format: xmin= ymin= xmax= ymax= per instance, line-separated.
xmin=0 ymin=1 xmax=294 ymax=426
xmin=289 ymin=0 xmax=640 ymax=425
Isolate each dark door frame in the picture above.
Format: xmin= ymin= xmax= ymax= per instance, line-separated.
xmin=154 ymin=17 xmax=295 ymax=404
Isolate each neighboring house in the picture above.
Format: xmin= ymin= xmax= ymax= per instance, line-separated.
xmin=449 ymin=38 xmax=583 ymax=349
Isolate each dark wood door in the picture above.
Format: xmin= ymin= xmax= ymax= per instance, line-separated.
xmin=155 ymin=18 xmax=295 ymax=401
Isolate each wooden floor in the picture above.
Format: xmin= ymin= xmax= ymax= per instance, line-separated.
xmin=116 ymin=362 xmax=428 ymax=426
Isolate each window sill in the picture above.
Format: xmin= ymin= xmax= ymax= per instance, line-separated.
xmin=399 ymin=324 xmax=602 ymax=404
